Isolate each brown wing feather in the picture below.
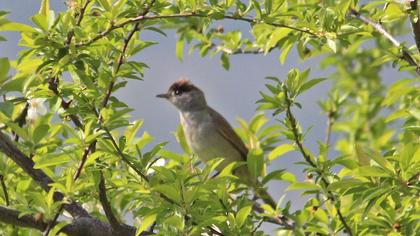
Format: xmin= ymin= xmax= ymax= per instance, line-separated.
xmin=208 ymin=107 xmax=248 ymax=161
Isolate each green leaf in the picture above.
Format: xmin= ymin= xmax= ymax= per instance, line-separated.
xmin=355 ymin=143 xmax=370 ymax=166
xmin=32 ymin=14 xmax=49 ymax=31
xmin=356 ymin=166 xmax=390 ymax=177
xmin=33 ymin=124 xmax=49 ymax=143
xmin=266 ymin=28 xmax=293 ymax=53
xmin=0 ymin=22 xmax=36 ymax=32
xmin=49 ymin=221 xmax=70 ymax=236
xmin=97 ymin=0 xmax=112 ymax=11
xmin=153 ymin=184 xmax=181 ymax=203
xmin=328 ymin=179 xmax=364 ymax=191
xmin=33 ymin=154 xmax=72 ymax=169
xmin=286 ymin=182 xmax=320 ymax=191
xmin=1 ymin=76 xmax=26 ymax=92
xmin=136 ymin=214 xmax=157 ymax=236
xmin=221 ymin=53 xmax=230 ymax=70
xmin=236 ymin=205 xmax=252 ymax=227
xmin=39 ymin=0 xmax=50 ymax=17
xmin=262 ymin=169 xmax=296 ymax=184
xmin=268 ymin=144 xmax=295 ymax=161
xmin=176 ymin=38 xmax=184 ymax=61
xmin=157 ymin=149 xmax=188 ymax=163
xmin=247 ymin=148 xmax=264 ymax=178
xmin=298 ymin=78 xmax=326 ymax=94
xmin=369 ymin=151 xmax=393 ymax=172
xmin=0 ymin=57 xmax=10 ymax=83
xmin=279 ymin=42 xmax=293 ymax=64
xmin=174 ymin=125 xmax=191 ymax=154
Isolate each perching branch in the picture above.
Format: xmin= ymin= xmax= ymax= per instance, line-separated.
xmin=410 ymin=0 xmax=420 ymax=56
xmin=349 ymin=8 xmax=420 ymax=76
xmin=283 ymin=88 xmax=353 ymax=236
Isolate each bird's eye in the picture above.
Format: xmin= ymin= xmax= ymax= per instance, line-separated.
xmin=174 ymin=89 xmax=182 ymax=96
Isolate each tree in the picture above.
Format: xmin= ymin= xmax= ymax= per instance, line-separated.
xmin=0 ymin=0 xmax=419 ymax=235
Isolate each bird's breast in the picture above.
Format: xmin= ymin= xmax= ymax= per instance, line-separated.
xmin=180 ymin=111 xmax=243 ymax=166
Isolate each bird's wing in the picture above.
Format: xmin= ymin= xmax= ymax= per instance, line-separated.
xmin=208 ymin=107 xmax=248 ymax=161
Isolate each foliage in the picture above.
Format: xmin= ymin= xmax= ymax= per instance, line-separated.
xmin=0 ymin=0 xmax=419 ymax=235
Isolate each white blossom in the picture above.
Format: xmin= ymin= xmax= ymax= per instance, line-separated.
xmin=27 ymin=98 xmax=47 ymax=123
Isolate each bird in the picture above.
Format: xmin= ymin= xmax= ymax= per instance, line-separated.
xmin=156 ymin=79 xmax=276 ymax=209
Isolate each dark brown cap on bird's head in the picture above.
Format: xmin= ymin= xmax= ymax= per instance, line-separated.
xmin=156 ymin=79 xmax=200 ymax=99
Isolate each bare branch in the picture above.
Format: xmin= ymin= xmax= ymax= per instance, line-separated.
xmin=0 ymin=205 xmax=46 ymax=230
xmin=0 ymin=131 xmax=89 ymax=218
xmin=0 ymin=205 xmax=151 ymax=236
xmin=349 ymin=8 xmax=420 ymax=76
xmin=98 ymin=171 xmax=121 ymax=231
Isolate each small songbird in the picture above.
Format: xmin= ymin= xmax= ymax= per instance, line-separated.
xmin=156 ymin=79 xmax=276 ymax=208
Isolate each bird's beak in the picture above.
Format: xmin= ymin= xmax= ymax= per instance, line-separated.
xmin=156 ymin=93 xmax=169 ymax=99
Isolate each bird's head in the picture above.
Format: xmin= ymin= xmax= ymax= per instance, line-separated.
xmin=156 ymin=79 xmax=207 ymax=111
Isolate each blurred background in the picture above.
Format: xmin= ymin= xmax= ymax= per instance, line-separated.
xmin=0 ymin=1 xmax=405 ymax=233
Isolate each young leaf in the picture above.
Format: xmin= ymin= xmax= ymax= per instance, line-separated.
xmin=236 ymin=205 xmax=252 ymax=227
xmin=0 ymin=57 xmax=10 ymax=83
xmin=176 ymin=38 xmax=184 ymax=61
xmin=286 ymin=182 xmax=320 ymax=191
xmin=221 ymin=53 xmax=230 ymax=70
xmin=268 ymin=144 xmax=295 ymax=161
xmin=136 ymin=214 xmax=157 ymax=235
xmin=298 ymin=78 xmax=326 ymax=94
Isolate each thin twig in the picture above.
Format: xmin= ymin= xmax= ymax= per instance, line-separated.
xmin=74 ymin=141 xmax=97 ymax=180
xmin=408 ymin=172 xmax=420 ymax=184
xmin=349 ymin=8 xmax=420 ymax=75
xmin=283 ymin=87 xmax=353 ymax=235
xmin=76 ymin=12 xmax=318 ymax=47
xmin=65 ymin=0 xmax=91 ymax=46
xmin=103 ymin=127 xmax=149 ymax=182
xmin=12 ymin=102 xmax=29 ymax=141
xmin=0 ymin=175 xmax=9 ymax=206
xmin=325 ymin=111 xmax=334 ymax=148
xmin=48 ymin=77 xmax=84 ymax=129
xmin=101 ymin=0 xmax=156 ymax=108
